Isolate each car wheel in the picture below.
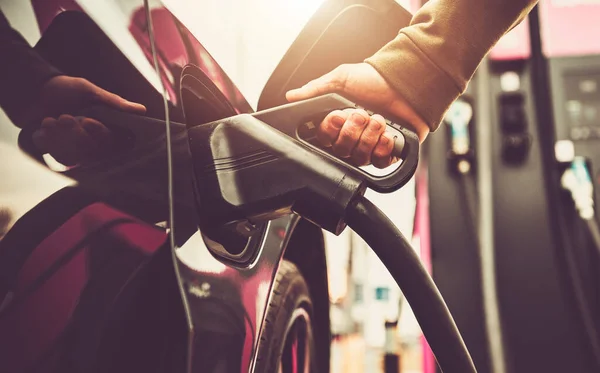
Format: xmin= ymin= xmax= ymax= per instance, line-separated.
xmin=255 ymin=260 xmax=318 ymax=373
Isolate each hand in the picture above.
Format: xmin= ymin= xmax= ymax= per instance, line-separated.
xmin=31 ymin=76 xmax=146 ymax=166
xmin=32 ymin=114 xmax=113 ymax=166
xmin=37 ymin=75 xmax=146 ymax=119
xmin=286 ymin=63 xmax=429 ymax=168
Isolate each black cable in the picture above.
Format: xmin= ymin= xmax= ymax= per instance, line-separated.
xmin=457 ymin=172 xmax=479 ymax=251
xmin=346 ymin=195 xmax=476 ymax=373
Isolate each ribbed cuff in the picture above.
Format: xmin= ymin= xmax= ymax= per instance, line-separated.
xmin=365 ymin=32 xmax=463 ymax=132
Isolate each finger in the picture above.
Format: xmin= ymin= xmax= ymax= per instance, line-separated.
xmin=56 ymin=114 xmax=77 ymax=130
xmin=34 ymin=117 xmax=59 ymax=152
xmin=80 ymin=117 xmax=111 ymax=138
xmin=32 ymin=127 xmax=51 ymax=153
xmin=316 ymin=110 xmax=348 ymax=147
xmin=68 ymin=126 xmax=96 ymax=165
xmin=372 ymin=132 xmax=395 ymax=169
xmin=87 ymin=81 xmax=146 ymax=114
xmin=55 ymin=116 xmax=95 ymax=165
xmin=332 ymin=109 xmax=369 ymax=158
xmin=351 ymin=114 xmax=386 ymax=166
xmin=40 ymin=117 xmax=58 ymax=129
xmin=286 ymin=65 xmax=348 ymax=102
xmin=80 ymin=118 xmax=114 ymax=154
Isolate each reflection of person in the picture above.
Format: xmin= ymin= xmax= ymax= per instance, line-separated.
xmin=287 ymin=0 xmax=538 ymax=168
xmin=0 ymin=11 xmax=145 ymax=166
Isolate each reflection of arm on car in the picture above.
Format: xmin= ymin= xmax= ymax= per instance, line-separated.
xmin=0 ymin=10 xmax=145 ymax=166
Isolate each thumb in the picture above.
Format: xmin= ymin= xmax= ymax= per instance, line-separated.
xmin=286 ymin=67 xmax=347 ymax=102
xmin=89 ymin=84 xmax=146 ymax=114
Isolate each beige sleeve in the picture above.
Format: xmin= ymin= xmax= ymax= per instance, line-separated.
xmin=365 ymin=0 xmax=538 ymax=131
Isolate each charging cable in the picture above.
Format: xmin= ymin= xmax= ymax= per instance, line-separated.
xmin=347 ymin=196 xmax=476 ymax=373
xmin=561 ymin=157 xmax=600 ymax=254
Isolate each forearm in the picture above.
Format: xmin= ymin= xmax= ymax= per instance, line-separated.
xmin=0 ymin=11 xmax=61 ymax=127
xmin=366 ymin=0 xmax=538 ymax=131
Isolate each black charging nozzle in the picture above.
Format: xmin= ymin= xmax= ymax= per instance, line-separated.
xmin=189 ymin=93 xmax=476 ymax=373
xmin=188 ymin=94 xmax=417 ymax=236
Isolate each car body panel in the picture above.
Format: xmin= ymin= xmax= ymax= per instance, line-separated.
xmin=0 ymin=0 xmax=413 ymax=371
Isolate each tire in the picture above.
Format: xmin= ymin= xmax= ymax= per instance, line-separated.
xmin=255 ymin=260 xmax=318 ymax=373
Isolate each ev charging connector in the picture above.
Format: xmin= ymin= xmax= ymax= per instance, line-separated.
xmin=188 ymin=94 xmax=418 ymax=236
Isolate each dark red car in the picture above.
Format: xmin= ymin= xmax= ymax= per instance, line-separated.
xmin=0 ymin=1 xmax=411 ymax=372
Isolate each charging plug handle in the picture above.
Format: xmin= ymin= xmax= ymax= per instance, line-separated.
xmin=188 ymin=94 xmax=419 ymax=235
xmin=252 ymin=94 xmax=419 ymax=193
xmin=189 ymin=113 xmax=366 ymax=235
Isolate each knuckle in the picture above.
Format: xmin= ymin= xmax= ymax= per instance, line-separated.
xmin=326 ymin=79 xmax=342 ymax=92
xmin=368 ymin=117 xmax=385 ymax=133
xmin=359 ymin=135 xmax=379 ymax=153
xmin=331 ymin=65 xmax=350 ymax=90
xmin=348 ymin=113 xmax=368 ymax=130
xmin=372 ymin=143 xmax=390 ymax=159
xmin=319 ymin=120 xmax=341 ymax=138
xmin=338 ymin=125 xmax=359 ymax=142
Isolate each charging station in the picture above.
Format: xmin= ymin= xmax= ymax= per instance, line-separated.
xmin=426 ymin=3 xmax=600 ymax=372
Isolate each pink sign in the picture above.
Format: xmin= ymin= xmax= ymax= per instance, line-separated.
xmin=539 ymin=0 xmax=600 ymax=57
xmin=490 ymin=17 xmax=532 ymax=61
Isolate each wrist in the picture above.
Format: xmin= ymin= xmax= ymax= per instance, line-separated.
xmin=387 ymin=98 xmax=430 ymax=143
xmin=403 ymin=115 xmax=429 ymax=143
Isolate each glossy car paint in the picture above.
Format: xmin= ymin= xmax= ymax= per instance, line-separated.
xmin=0 ymin=1 xmax=309 ymax=372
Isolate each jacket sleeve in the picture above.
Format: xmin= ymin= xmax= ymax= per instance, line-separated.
xmin=0 ymin=10 xmax=62 ymax=127
xmin=365 ymin=0 xmax=538 ymax=131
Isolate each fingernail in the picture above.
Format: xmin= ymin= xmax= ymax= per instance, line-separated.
xmin=332 ymin=116 xmax=345 ymax=129
xmin=380 ymin=135 xmax=389 ymax=145
xmin=351 ymin=113 xmax=366 ymax=125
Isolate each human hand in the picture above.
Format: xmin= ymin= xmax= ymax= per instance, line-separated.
xmin=30 ymin=76 xmax=146 ymax=166
xmin=286 ymin=63 xmax=429 ymax=168
xmin=37 ymin=75 xmax=146 ymax=118
xmin=32 ymin=114 xmax=114 ymax=166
